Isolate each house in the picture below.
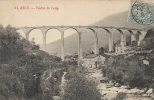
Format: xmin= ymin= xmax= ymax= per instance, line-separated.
xmin=82 ymin=54 xmax=106 ymax=68
xmin=115 ymin=45 xmax=131 ymax=54
xmin=115 ymin=45 xmax=124 ymax=54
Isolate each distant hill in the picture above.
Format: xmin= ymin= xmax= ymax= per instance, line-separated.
xmin=42 ymin=11 xmax=146 ymax=57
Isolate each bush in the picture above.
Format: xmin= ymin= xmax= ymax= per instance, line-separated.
xmin=101 ymin=65 xmax=107 ymax=77
xmin=65 ymin=66 xmax=88 ymax=80
xmin=0 ymin=25 xmax=65 ymax=100
xmin=102 ymin=55 xmax=154 ymax=91
xmin=113 ymin=92 xmax=127 ymax=100
xmin=62 ymin=75 xmax=101 ymax=100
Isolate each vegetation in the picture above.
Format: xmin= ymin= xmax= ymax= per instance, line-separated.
xmin=102 ymin=55 xmax=154 ymax=92
xmin=0 ymin=25 xmax=65 ymax=100
xmin=140 ymin=28 xmax=154 ymax=50
xmin=112 ymin=92 xmax=127 ymax=100
xmin=0 ymin=25 xmax=102 ymax=100
xmin=63 ymin=66 xmax=101 ymax=100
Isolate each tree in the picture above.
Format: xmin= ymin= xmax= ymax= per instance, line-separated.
xmin=113 ymin=92 xmax=127 ymax=100
xmin=91 ymin=51 xmax=94 ymax=54
xmin=131 ymin=40 xmax=137 ymax=47
xmin=140 ymin=37 xmax=154 ymax=50
xmin=102 ymin=55 xmax=154 ymax=91
xmin=0 ymin=25 xmax=25 ymax=63
xmin=0 ymin=25 xmax=61 ymax=100
xmin=140 ymin=28 xmax=154 ymax=50
xmin=99 ymin=47 xmax=105 ymax=55
xmin=63 ymin=74 xmax=101 ymax=100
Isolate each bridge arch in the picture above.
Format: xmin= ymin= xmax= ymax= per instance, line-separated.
xmin=128 ymin=30 xmax=137 ymax=43
xmin=136 ymin=31 xmax=143 ymax=41
xmin=45 ymin=28 xmax=61 ymax=56
xmin=98 ymin=28 xmax=113 ymax=52
xmin=63 ymin=28 xmax=78 ymax=53
xmin=27 ymin=28 xmax=40 ymax=37
xmin=97 ymin=28 xmax=110 ymax=51
xmin=116 ymin=29 xmax=126 ymax=46
xmin=81 ymin=27 xmax=98 ymax=54
xmin=65 ymin=27 xmax=79 ymax=33
xmin=63 ymin=28 xmax=81 ymax=64
xmin=45 ymin=27 xmax=62 ymax=35
xmin=136 ymin=31 xmax=144 ymax=45
xmin=28 ymin=29 xmax=43 ymax=46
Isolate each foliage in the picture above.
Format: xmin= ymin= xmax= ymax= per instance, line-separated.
xmin=64 ymin=66 xmax=88 ymax=80
xmin=62 ymin=60 xmax=77 ymax=66
xmin=140 ymin=38 xmax=154 ymax=50
xmin=40 ymin=69 xmax=64 ymax=97
xmin=131 ymin=40 xmax=137 ymax=47
xmin=0 ymin=25 xmax=66 ymax=100
xmin=99 ymin=47 xmax=106 ymax=55
xmin=102 ymin=55 xmax=154 ymax=90
xmin=63 ymin=69 xmax=101 ymax=100
xmin=112 ymin=92 xmax=127 ymax=100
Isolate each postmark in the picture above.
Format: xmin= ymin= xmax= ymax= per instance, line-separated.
xmin=128 ymin=1 xmax=154 ymax=25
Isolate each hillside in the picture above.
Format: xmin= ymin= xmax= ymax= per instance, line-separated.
xmin=43 ymin=11 xmax=146 ymax=57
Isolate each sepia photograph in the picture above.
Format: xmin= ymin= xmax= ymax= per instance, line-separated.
xmin=0 ymin=0 xmax=154 ymax=100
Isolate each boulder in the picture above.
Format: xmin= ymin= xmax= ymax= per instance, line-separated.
xmin=115 ymin=83 xmax=121 ymax=87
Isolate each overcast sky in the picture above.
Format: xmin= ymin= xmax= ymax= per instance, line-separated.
xmin=0 ymin=0 xmax=131 ymax=45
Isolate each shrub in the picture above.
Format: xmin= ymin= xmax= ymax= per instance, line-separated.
xmin=65 ymin=66 xmax=88 ymax=80
xmin=62 ymin=75 xmax=101 ymax=100
xmin=113 ymin=92 xmax=127 ymax=100
xmin=101 ymin=65 xmax=107 ymax=77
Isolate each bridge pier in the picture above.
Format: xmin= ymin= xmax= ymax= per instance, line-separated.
xmin=94 ymin=32 xmax=98 ymax=54
xmin=78 ymin=32 xmax=82 ymax=66
xmin=42 ymin=31 xmax=46 ymax=51
xmin=136 ymin=31 xmax=143 ymax=46
xmin=109 ymin=33 xmax=113 ymax=52
xmin=61 ymin=31 xmax=64 ymax=61
xmin=138 ymin=31 xmax=143 ymax=46
xmin=26 ymin=33 xmax=29 ymax=40
xmin=131 ymin=33 xmax=136 ymax=43
xmin=120 ymin=33 xmax=125 ymax=46
xmin=124 ymin=34 xmax=126 ymax=46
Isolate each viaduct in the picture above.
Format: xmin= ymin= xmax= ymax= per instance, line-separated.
xmin=16 ymin=26 xmax=147 ymax=65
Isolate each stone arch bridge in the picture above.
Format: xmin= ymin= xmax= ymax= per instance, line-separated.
xmin=16 ymin=26 xmax=147 ymax=65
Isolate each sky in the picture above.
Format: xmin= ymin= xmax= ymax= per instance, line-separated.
xmin=0 ymin=0 xmax=131 ymax=45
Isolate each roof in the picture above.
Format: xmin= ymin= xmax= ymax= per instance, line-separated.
xmin=115 ymin=44 xmax=122 ymax=47
xmin=84 ymin=54 xmax=98 ymax=58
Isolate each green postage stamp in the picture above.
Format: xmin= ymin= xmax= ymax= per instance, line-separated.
xmin=128 ymin=0 xmax=154 ymax=25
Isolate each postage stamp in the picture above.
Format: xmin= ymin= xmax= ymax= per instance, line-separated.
xmin=128 ymin=1 xmax=154 ymax=25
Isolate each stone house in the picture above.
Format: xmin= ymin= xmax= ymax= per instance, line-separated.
xmin=115 ymin=45 xmax=131 ymax=54
xmin=82 ymin=54 xmax=106 ymax=68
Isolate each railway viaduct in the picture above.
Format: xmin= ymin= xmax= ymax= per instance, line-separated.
xmin=16 ymin=26 xmax=147 ymax=65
